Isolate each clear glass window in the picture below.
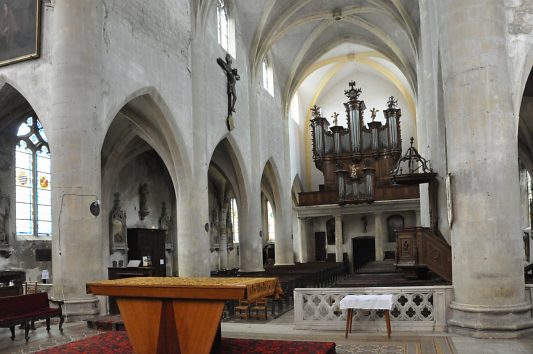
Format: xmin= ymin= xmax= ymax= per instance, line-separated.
xmin=262 ymin=58 xmax=274 ymax=96
xmin=267 ymin=200 xmax=275 ymax=241
xmin=217 ymin=0 xmax=229 ymax=52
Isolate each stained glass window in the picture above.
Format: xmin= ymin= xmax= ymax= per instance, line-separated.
xmin=267 ymin=200 xmax=275 ymax=242
xmin=15 ymin=116 xmax=51 ymax=237
xmin=230 ymin=198 xmax=239 ymax=243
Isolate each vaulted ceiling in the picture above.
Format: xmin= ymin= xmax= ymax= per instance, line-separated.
xmin=233 ymin=0 xmax=420 ymax=105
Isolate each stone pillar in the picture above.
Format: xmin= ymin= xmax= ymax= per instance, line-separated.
xmin=239 ymin=183 xmax=264 ymax=272
xmin=298 ymin=218 xmax=310 ymax=263
xmin=49 ymin=0 xmax=103 ymax=316
xmin=374 ymin=212 xmax=385 ymax=261
xmin=439 ymin=0 xmax=533 ymax=337
xmin=334 ymin=216 xmax=343 ymax=262
xmin=219 ymin=206 xmax=228 ymax=270
xmin=275 ymin=186 xmax=295 ymax=265
xmin=519 ymin=169 xmax=530 ymax=230
xmin=176 ymin=34 xmax=211 ymax=277
xmin=418 ymin=0 xmax=449 ymax=237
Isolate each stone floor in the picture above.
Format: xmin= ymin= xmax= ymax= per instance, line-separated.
xmin=1 ymin=311 xmax=533 ymax=353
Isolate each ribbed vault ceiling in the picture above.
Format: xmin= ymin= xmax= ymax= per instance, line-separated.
xmin=233 ymin=0 xmax=420 ymax=104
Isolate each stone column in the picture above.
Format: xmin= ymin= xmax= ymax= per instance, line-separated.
xmin=418 ymin=0 xmax=450 ymax=237
xmin=519 ymin=169 xmax=529 ymax=230
xmin=49 ymin=0 xmax=103 ymax=316
xmin=374 ymin=212 xmax=385 ymax=261
xmin=219 ymin=206 xmax=228 ymax=270
xmin=439 ymin=0 xmax=533 ymax=337
xmin=275 ymin=187 xmax=295 ymax=265
xmin=239 ymin=182 xmax=264 ymax=272
xmin=298 ymin=218 xmax=310 ymax=263
xmin=334 ymin=216 xmax=343 ymax=262
xmin=176 ymin=33 xmax=211 ymax=277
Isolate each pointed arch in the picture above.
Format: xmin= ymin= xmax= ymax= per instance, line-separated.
xmin=291 ymin=174 xmax=303 ymax=206
xmin=102 ymin=87 xmax=192 ymax=194
xmin=260 ymin=158 xmax=283 ymax=245
xmin=0 ymin=82 xmax=52 ymax=239
xmin=0 ymin=81 xmax=47 ymax=133
xmin=208 ymin=136 xmax=249 ymax=216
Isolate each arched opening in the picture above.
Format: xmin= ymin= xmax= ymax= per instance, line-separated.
xmin=0 ymin=83 xmax=52 ymax=283
xmin=101 ymin=94 xmax=181 ymax=283
xmin=207 ymin=138 xmax=247 ymax=272
xmin=260 ymin=159 xmax=284 ymax=265
xmin=518 ymin=68 xmax=533 ymax=266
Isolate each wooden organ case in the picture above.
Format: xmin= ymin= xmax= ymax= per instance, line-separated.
xmin=299 ymin=81 xmax=419 ymax=206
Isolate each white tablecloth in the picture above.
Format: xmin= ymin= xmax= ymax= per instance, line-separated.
xmin=339 ymin=294 xmax=393 ymax=310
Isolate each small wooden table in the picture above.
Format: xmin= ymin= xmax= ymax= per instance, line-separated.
xmin=340 ymin=294 xmax=393 ymax=338
xmin=86 ymin=277 xmax=282 ymax=354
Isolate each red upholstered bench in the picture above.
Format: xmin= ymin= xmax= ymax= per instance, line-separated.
xmin=0 ymin=292 xmax=64 ymax=341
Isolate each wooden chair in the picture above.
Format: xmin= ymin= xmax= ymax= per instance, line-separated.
xmin=250 ymin=298 xmax=268 ymax=320
xmin=24 ymin=281 xmax=38 ymax=294
xmin=234 ymin=300 xmax=250 ymax=319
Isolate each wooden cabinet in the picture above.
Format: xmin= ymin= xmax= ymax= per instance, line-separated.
xmin=0 ymin=271 xmax=25 ymax=297
xmin=127 ymin=228 xmax=166 ymax=277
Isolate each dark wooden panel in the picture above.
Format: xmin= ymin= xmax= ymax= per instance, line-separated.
xmin=127 ymin=228 xmax=166 ymax=277
xmin=315 ymin=232 xmax=326 ymax=261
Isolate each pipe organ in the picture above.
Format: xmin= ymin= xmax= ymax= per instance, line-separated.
xmin=306 ymin=81 xmax=416 ymax=206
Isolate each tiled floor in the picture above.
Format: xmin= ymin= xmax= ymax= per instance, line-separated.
xmin=1 ymin=312 xmax=533 ymax=354
xmin=0 ymin=320 xmax=101 ymax=354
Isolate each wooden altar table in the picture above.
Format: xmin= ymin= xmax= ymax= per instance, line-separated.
xmin=86 ymin=277 xmax=282 ymax=354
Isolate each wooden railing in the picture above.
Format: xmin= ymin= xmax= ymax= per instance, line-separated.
xmin=395 ymin=227 xmax=452 ymax=282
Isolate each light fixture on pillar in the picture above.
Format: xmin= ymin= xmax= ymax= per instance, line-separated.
xmin=90 ymin=200 xmax=101 ymax=216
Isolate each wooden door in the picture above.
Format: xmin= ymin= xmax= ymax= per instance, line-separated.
xmin=352 ymin=237 xmax=375 ymax=271
xmin=315 ymin=232 xmax=326 ymax=261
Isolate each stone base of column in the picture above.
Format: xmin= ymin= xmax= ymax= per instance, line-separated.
xmin=448 ymin=301 xmax=533 ymax=338
xmin=55 ymin=296 xmax=100 ymax=321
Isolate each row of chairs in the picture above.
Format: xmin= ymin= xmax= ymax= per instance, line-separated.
xmin=234 ymin=298 xmax=268 ymax=320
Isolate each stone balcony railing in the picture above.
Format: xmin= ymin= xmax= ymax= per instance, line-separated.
xmin=294 ymin=286 xmax=453 ymax=333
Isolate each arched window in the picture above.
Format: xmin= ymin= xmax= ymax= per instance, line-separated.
xmin=15 ymin=116 xmax=51 ymax=236
xmin=267 ymin=200 xmax=275 ymax=242
xmin=230 ymin=197 xmax=239 ymax=243
xmin=216 ymin=0 xmax=235 ymax=57
xmin=262 ymin=57 xmax=274 ymax=96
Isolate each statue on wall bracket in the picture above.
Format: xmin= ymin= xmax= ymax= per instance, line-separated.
xmin=138 ymin=183 xmax=150 ymax=220
xmin=217 ymin=53 xmax=240 ymax=131
xmin=110 ymin=192 xmax=127 ymax=254
xmin=159 ymin=202 xmax=173 ymax=250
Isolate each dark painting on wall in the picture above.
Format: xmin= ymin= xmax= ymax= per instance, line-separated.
xmin=0 ymin=0 xmax=41 ymax=67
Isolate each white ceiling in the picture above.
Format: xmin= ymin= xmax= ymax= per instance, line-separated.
xmin=233 ymin=0 xmax=420 ymax=107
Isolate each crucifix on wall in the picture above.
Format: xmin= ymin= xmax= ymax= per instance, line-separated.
xmin=217 ymin=54 xmax=240 ymax=131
